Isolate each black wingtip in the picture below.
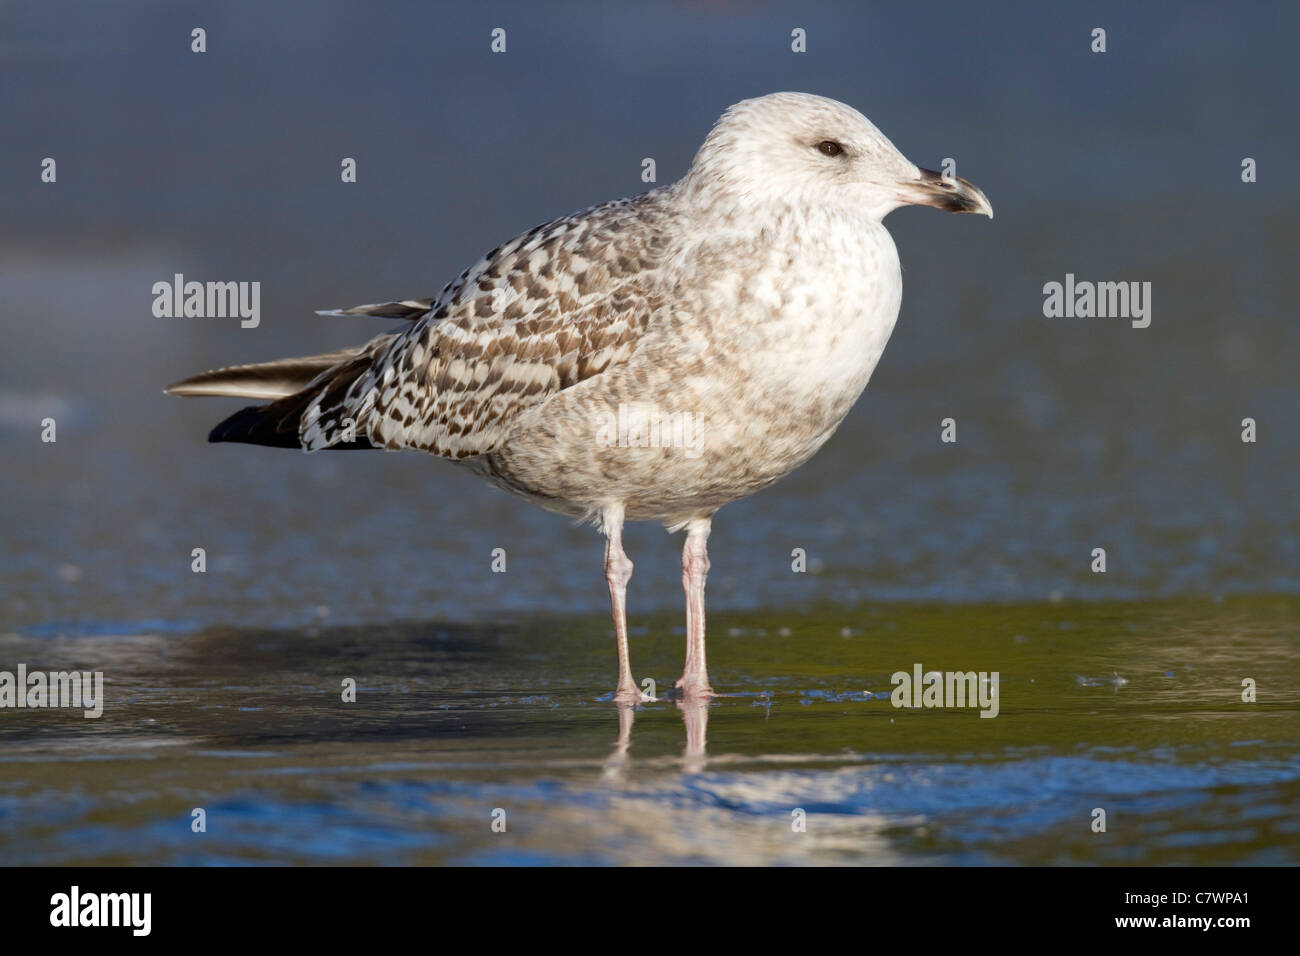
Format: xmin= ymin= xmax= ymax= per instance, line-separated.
xmin=208 ymin=405 xmax=303 ymax=448
xmin=206 ymin=402 xmax=375 ymax=450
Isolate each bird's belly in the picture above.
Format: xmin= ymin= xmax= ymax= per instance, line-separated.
xmin=691 ymin=301 xmax=899 ymax=494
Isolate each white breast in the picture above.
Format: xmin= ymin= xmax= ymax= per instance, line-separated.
xmin=700 ymin=211 xmax=903 ymax=441
xmin=758 ymin=218 xmax=901 ymax=410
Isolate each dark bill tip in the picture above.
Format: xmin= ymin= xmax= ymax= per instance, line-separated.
xmin=910 ymin=169 xmax=994 ymax=218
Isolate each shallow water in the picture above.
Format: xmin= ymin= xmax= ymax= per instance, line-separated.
xmin=2 ymin=597 xmax=1296 ymax=865
xmin=3 ymin=1 xmax=1300 ymax=866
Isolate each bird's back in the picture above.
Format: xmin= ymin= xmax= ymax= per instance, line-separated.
xmin=300 ymin=189 xmax=683 ymax=459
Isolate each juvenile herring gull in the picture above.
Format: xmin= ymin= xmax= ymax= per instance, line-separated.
xmin=166 ymin=92 xmax=992 ymax=703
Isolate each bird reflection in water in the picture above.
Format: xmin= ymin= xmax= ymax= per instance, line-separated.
xmin=601 ymin=696 xmax=710 ymax=783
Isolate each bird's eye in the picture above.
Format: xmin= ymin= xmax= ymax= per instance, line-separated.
xmin=816 ymin=140 xmax=844 ymax=157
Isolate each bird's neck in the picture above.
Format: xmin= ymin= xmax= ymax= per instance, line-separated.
xmin=671 ymin=179 xmax=882 ymax=243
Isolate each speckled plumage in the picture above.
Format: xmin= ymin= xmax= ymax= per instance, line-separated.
xmin=167 ymin=92 xmax=992 ymax=700
xmin=302 ymin=194 xmax=672 ymax=475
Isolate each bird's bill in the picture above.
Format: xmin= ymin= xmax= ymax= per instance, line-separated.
xmin=897 ymin=168 xmax=994 ymax=218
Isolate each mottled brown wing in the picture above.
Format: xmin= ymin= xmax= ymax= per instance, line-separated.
xmin=300 ymin=192 xmax=672 ymax=457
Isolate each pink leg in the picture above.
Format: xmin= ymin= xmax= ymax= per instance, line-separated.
xmin=674 ymin=516 xmax=714 ymax=698
xmin=603 ymin=508 xmax=640 ymax=704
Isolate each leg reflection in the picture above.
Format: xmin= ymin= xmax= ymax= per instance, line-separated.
xmin=677 ymin=697 xmax=709 ymax=773
xmin=601 ymin=701 xmax=637 ymax=783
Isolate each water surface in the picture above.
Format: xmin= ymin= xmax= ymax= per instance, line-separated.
xmin=2 ymin=597 xmax=1295 ymax=865
xmin=2 ymin=0 xmax=1298 ymax=866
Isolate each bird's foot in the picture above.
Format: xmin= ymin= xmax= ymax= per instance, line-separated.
xmin=613 ymin=682 xmax=648 ymax=706
xmin=672 ymin=676 xmax=715 ymax=700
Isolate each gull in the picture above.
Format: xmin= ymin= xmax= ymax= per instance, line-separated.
xmin=165 ymin=92 xmax=992 ymax=703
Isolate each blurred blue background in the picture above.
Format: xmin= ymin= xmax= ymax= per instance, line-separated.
xmin=3 ymin=0 xmax=1298 ymax=631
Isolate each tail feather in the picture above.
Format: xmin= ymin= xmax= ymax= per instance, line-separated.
xmin=315 ymin=299 xmax=432 ymax=321
xmin=205 ymin=354 xmax=376 ymax=450
xmin=164 ymin=349 xmax=361 ymax=399
xmin=168 ymin=335 xmax=396 ymax=451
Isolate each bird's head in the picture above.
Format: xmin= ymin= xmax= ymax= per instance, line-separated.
xmin=685 ymin=91 xmax=993 ymax=223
